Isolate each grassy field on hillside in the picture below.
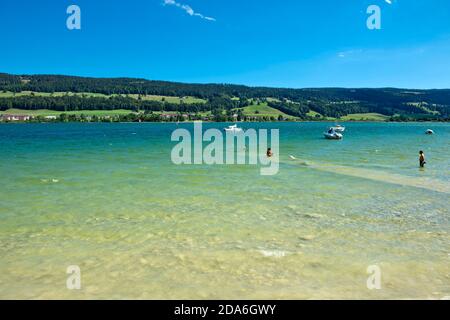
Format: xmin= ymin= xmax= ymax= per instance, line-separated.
xmin=340 ymin=113 xmax=389 ymax=121
xmin=238 ymin=103 xmax=297 ymax=119
xmin=0 ymin=108 xmax=135 ymax=117
xmin=126 ymin=94 xmax=206 ymax=104
xmin=307 ymin=110 xmax=322 ymax=118
xmin=0 ymin=91 xmax=110 ymax=98
xmin=0 ymin=91 xmax=206 ymax=104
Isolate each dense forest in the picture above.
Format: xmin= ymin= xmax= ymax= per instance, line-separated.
xmin=1 ymin=73 xmax=449 ymax=121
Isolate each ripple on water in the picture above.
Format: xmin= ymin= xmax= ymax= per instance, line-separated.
xmin=0 ymin=122 xmax=449 ymax=299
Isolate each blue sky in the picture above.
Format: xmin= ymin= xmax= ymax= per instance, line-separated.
xmin=1 ymin=0 xmax=450 ymax=88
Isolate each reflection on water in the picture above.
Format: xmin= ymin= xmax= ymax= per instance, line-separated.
xmin=0 ymin=122 xmax=449 ymax=299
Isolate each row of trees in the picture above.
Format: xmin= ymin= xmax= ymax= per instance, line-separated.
xmin=2 ymin=73 xmax=450 ymax=104
xmin=10 ymin=112 xmax=290 ymax=123
xmin=0 ymin=95 xmax=208 ymax=113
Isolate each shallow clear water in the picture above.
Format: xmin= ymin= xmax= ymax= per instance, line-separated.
xmin=0 ymin=122 xmax=449 ymax=299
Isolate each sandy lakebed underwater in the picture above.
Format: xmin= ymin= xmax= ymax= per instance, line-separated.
xmin=0 ymin=122 xmax=449 ymax=299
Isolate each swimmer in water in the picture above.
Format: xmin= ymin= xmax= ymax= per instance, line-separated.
xmin=419 ymin=151 xmax=426 ymax=168
xmin=266 ymin=148 xmax=273 ymax=158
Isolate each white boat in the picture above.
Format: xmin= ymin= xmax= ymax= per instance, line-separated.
xmin=324 ymin=128 xmax=343 ymax=140
xmin=324 ymin=132 xmax=343 ymax=140
xmin=331 ymin=125 xmax=345 ymax=133
xmin=425 ymin=129 xmax=434 ymax=135
xmin=224 ymin=124 xmax=243 ymax=133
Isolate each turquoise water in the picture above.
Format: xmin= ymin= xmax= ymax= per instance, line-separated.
xmin=0 ymin=122 xmax=449 ymax=299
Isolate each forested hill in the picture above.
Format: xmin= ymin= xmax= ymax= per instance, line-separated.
xmin=1 ymin=73 xmax=449 ymax=120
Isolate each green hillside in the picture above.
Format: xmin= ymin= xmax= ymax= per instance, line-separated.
xmin=1 ymin=73 xmax=449 ymax=121
xmin=237 ymin=103 xmax=297 ymax=119
xmin=340 ymin=113 xmax=389 ymax=121
xmin=0 ymin=91 xmax=206 ymax=104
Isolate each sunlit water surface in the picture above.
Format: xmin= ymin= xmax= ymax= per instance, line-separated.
xmin=0 ymin=122 xmax=449 ymax=299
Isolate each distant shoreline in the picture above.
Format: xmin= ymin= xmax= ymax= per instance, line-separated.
xmin=1 ymin=73 xmax=449 ymax=122
xmin=1 ymin=119 xmax=449 ymax=124
xmin=1 ymin=108 xmax=448 ymax=124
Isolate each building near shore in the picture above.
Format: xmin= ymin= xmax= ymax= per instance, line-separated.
xmin=1 ymin=114 xmax=33 ymax=121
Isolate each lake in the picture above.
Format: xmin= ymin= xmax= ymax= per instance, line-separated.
xmin=0 ymin=122 xmax=448 ymax=299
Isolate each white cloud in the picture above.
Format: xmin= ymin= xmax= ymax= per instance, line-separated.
xmin=337 ymin=49 xmax=363 ymax=58
xmin=163 ymin=0 xmax=216 ymax=22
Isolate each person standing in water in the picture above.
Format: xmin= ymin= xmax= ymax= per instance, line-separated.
xmin=419 ymin=151 xmax=426 ymax=168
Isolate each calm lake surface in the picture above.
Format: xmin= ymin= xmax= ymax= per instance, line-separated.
xmin=0 ymin=122 xmax=449 ymax=299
